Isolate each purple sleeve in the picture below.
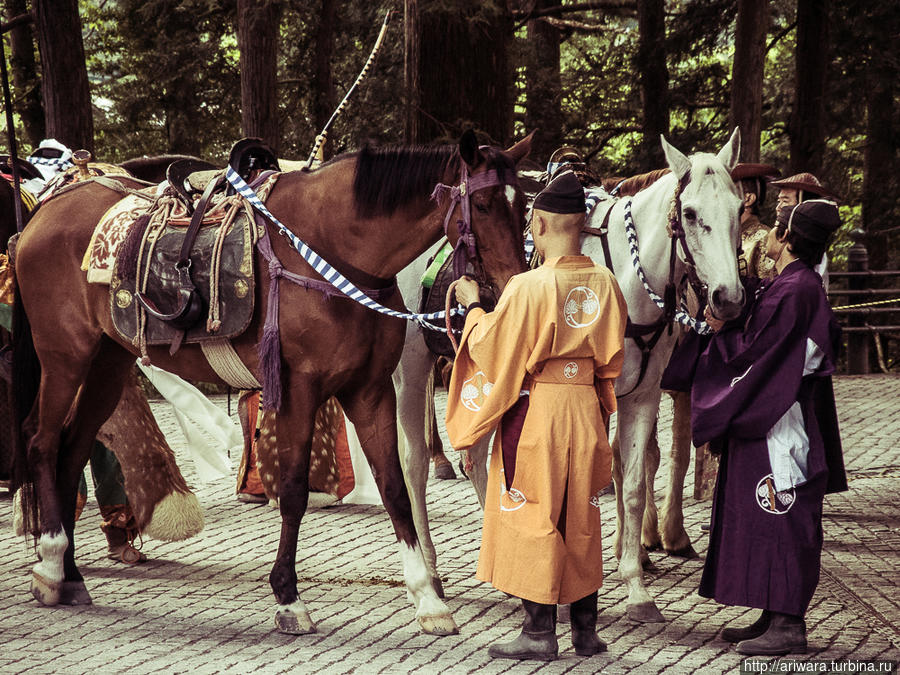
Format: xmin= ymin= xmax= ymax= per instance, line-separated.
xmin=690 ymin=281 xmax=815 ymax=445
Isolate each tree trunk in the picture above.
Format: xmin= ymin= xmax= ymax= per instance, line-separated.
xmin=32 ymin=0 xmax=93 ymax=153
xmin=525 ymin=0 xmax=563 ymax=161
xmin=789 ymin=0 xmax=828 ymax=175
xmin=418 ymin=0 xmax=513 ymax=144
xmin=729 ymin=0 xmax=768 ymax=163
xmin=636 ymin=0 xmax=669 ymax=171
xmin=309 ymin=0 xmax=336 ymax=159
xmin=403 ymin=0 xmax=421 ymax=144
xmin=237 ymin=0 xmax=282 ymax=152
xmin=861 ymin=3 xmax=897 ymax=274
xmin=4 ymin=0 xmax=44 ymax=147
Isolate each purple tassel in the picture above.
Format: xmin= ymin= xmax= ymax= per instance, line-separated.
xmin=259 ymin=323 xmax=282 ymax=411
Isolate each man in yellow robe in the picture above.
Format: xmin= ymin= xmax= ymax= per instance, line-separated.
xmin=445 ymin=170 xmax=627 ymax=661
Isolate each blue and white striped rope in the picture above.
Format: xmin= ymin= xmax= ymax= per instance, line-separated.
xmin=623 ymin=199 xmax=711 ymax=335
xmin=28 ymin=155 xmax=73 ymax=170
xmin=583 ymin=187 xmax=608 ymax=215
xmin=225 ymin=168 xmax=461 ymax=332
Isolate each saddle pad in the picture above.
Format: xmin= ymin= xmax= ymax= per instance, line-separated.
xmin=110 ymin=173 xmax=279 ymax=347
xmin=82 ymin=185 xmax=167 ymax=284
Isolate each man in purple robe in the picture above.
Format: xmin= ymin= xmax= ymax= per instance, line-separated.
xmin=691 ymin=199 xmax=847 ymax=657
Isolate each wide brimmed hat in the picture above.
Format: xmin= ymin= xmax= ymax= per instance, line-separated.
xmin=769 ymin=172 xmax=840 ymax=200
xmin=730 ymin=163 xmax=781 ymax=181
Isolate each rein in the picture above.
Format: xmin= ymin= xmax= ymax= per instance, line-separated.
xmin=227 ymin=164 xmax=516 ymax=410
xmin=226 ymin=167 xmax=461 ymax=332
xmin=581 ymin=179 xmax=711 ymax=398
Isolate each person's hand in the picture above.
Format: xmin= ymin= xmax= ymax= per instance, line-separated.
xmin=452 ymin=277 xmax=481 ymax=307
xmin=704 ymin=305 xmax=725 ymax=332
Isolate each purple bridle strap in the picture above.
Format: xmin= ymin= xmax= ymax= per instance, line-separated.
xmin=430 ymin=165 xmax=503 ymax=279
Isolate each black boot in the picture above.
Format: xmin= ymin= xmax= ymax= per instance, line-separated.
xmin=721 ymin=610 xmax=771 ymax=643
xmin=736 ymin=612 xmax=807 ymax=656
xmin=488 ymin=599 xmax=558 ymax=661
xmin=570 ymin=591 xmax=607 ymax=657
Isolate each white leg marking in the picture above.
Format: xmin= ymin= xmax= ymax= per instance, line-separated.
xmin=400 ymin=543 xmax=458 ymax=634
xmin=34 ymin=529 xmax=68 ymax=584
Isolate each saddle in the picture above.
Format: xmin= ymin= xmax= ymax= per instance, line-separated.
xmin=110 ymin=138 xmax=280 ymax=353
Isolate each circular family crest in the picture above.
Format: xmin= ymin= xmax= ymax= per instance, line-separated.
xmin=755 ymin=474 xmax=796 ymax=514
xmin=500 ymin=487 xmax=528 ymax=512
xmin=563 ymin=361 xmax=580 ymax=378
xmin=564 ymin=286 xmax=601 ymax=328
xmin=460 ymin=371 xmax=492 ymax=412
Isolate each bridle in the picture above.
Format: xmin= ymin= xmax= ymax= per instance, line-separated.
xmin=666 ymin=172 xmax=707 ymax=315
xmin=430 ymin=158 xmax=509 ymax=283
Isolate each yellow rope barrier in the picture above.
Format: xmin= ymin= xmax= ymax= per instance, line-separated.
xmin=831 ymin=297 xmax=900 ymax=311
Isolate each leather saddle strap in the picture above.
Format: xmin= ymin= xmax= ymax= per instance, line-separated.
xmin=178 ymin=173 xmax=223 ymax=266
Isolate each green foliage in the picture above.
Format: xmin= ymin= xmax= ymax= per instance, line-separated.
xmin=82 ymin=0 xmax=241 ymax=162
xmin=52 ymin=0 xmax=894 ymax=272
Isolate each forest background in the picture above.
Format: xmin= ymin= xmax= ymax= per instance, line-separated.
xmin=2 ymin=0 xmax=899 ymax=272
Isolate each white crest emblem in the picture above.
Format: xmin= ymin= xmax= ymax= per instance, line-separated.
xmin=755 ymin=474 xmax=796 ymax=514
xmin=563 ymin=362 xmax=579 ymax=378
xmin=564 ymin=286 xmax=601 ymax=328
xmin=461 ymin=371 xmax=492 ymax=412
xmin=500 ymin=486 xmax=528 ymax=512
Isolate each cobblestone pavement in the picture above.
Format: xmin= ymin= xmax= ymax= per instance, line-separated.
xmin=1 ymin=375 xmax=898 ymax=674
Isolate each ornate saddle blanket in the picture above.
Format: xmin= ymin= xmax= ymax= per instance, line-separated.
xmin=106 ymin=173 xmax=279 ymax=347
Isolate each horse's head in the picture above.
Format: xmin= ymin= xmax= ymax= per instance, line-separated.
xmin=661 ymin=128 xmax=745 ymax=321
xmin=447 ymin=129 xmax=532 ymax=299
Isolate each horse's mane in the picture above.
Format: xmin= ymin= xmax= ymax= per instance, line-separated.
xmin=352 ymin=145 xmax=460 ymax=219
xmin=600 ymin=168 xmax=671 ymax=197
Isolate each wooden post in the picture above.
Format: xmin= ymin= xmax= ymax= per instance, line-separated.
xmin=847 ymin=228 xmax=869 ymax=374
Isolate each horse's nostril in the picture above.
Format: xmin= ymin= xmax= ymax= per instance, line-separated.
xmin=711 ymin=288 xmax=722 ymax=307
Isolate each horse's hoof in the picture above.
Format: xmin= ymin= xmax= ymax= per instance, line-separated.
xmin=431 ymin=576 xmax=446 ymax=599
xmin=627 ymin=602 xmax=665 ymax=623
xmin=418 ymin=613 xmax=459 ymax=636
xmin=434 ymin=463 xmax=457 ymax=480
xmin=30 ymin=572 xmax=61 ymax=606
xmin=665 ymin=544 xmax=698 ymax=559
xmin=641 ymin=557 xmax=659 ymax=572
xmin=274 ymin=607 xmax=317 ymax=635
xmin=59 ymin=580 xmax=93 ymax=605
xmin=558 ymin=604 xmax=570 ymax=624
xmin=643 ymin=542 xmax=662 ymax=552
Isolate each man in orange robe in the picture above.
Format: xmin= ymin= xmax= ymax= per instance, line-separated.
xmin=445 ymin=170 xmax=627 ymax=661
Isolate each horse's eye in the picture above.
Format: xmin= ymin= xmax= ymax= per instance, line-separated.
xmin=684 ymin=207 xmax=697 ymax=221
xmin=474 ymin=202 xmax=489 ymax=214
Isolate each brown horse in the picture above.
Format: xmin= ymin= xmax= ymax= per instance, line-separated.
xmin=12 ymin=130 xmax=531 ymax=636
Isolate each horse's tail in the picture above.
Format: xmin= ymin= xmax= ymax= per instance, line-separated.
xmin=11 ymin=279 xmax=41 ymax=537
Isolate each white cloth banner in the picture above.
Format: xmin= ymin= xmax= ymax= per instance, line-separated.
xmin=341 ymin=415 xmax=382 ymax=506
xmin=137 ymin=361 xmax=241 ymax=483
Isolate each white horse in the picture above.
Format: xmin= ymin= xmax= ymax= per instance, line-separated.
xmin=394 ymin=133 xmax=743 ymax=614
xmin=393 ymin=244 xmax=492 ymax=597
xmin=581 ymin=129 xmax=743 ymax=622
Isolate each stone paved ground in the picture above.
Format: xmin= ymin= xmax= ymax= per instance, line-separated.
xmin=1 ymin=375 xmax=898 ymax=674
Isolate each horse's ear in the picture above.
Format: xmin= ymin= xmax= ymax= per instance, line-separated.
xmin=661 ymin=134 xmax=691 ymax=180
xmin=459 ymin=129 xmax=481 ymax=168
xmin=505 ymin=130 xmax=535 ymax=165
xmin=716 ymin=127 xmax=741 ymax=171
